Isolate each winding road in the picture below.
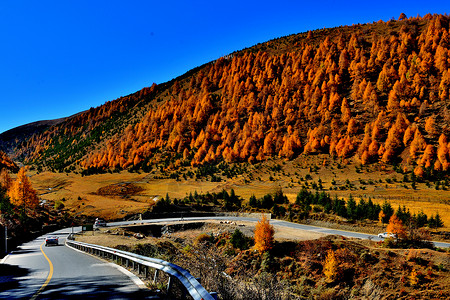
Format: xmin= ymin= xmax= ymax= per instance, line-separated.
xmin=1 ymin=216 xmax=449 ymax=299
xmin=0 ymin=229 xmax=154 ymax=299
xmin=109 ymin=216 xmax=450 ymax=248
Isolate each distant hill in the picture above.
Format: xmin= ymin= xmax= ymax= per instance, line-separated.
xmin=0 ymin=118 xmax=67 ymax=153
xmin=2 ymin=13 xmax=450 ymax=179
xmin=0 ymin=150 xmax=18 ymax=173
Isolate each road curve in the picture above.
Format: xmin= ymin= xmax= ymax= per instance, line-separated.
xmin=0 ymin=232 xmax=154 ymax=299
xmin=1 ymin=215 xmax=448 ymax=299
xmin=108 ymin=216 xmax=450 ymax=248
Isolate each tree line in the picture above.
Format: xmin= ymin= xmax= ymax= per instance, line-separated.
xmin=292 ymin=187 xmax=443 ymax=228
xmin=151 ymin=184 xmax=444 ymax=229
xmin=5 ymin=14 xmax=450 ymax=178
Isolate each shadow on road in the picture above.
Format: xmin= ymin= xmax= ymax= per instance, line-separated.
xmin=0 ymin=263 xmax=30 ymax=290
xmin=9 ymin=248 xmax=41 ymax=255
xmin=37 ymin=275 xmax=162 ymax=299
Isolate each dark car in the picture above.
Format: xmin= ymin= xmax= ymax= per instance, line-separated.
xmin=45 ymin=236 xmax=59 ymax=246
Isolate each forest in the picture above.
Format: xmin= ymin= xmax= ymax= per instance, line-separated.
xmin=1 ymin=13 xmax=450 ymax=299
xmin=0 ymin=14 xmax=447 ymax=183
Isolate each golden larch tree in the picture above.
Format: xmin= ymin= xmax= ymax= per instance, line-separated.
xmin=8 ymin=168 xmax=39 ymax=208
xmin=254 ymin=214 xmax=275 ymax=253
xmin=424 ymin=116 xmax=437 ymax=136
xmin=323 ymin=249 xmax=338 ymax=281
xmin=378 ymin=210 xmax=386 ymax=224
xmin=410 ymin=267 xmax=419 ymax=286
xmin=437 ymin=133 xmax=449 ymax=170
xmin=419 ymin=144 xmax=435 ymax=168
xmin=414 ymin=166 xmax=425 ymax=178
xmin=386 ymin=214 xmax=407 ymax=239
xmin=0 ymin=169 xmax=12 ymax=191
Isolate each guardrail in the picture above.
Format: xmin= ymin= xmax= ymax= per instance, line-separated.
xmin=66 ymin=239 xmax=216 ymax=300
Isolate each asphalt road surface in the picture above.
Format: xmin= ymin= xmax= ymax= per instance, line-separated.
xmin=0 ymin=230 xmax=155 ymax=299
xmin=1 ymin=216 xmax=448 ymax=299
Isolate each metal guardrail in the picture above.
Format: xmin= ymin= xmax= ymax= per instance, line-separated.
xmin=66 ymin=239 xmax=215 ymax=300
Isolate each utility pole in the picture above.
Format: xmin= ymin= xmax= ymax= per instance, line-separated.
xmin=3 ymin=226 xmax=7 ymax=255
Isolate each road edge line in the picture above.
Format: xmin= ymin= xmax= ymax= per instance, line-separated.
xmin=0 ymin=254 xmax=10 ymax=264
xmin=65 ymin=241 xmax=147 ymax=289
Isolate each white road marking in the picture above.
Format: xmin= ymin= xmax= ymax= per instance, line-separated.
xmin=66 ymin=242 xmax=147 ymax=289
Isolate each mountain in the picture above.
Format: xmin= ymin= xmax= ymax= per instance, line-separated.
xmin=2 ymin=13 xmax=450 ymax=178
xmin=0 ymin=151 xmax=18 ymax=173
xmin=0 ymin=118 xmax=67 ymax=153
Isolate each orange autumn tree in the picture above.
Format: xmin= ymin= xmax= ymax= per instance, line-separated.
xmin=386 ymin=214 xmax=407 ymax=239
xmin=254 ymin=214 xmax=275 ymax=253
xmin=0 ymin=169 xmax=12 ymax=191
xmin=410 ymin=267 xmax=419 ymax=286
xmin=323 ymin=249 xmax=338 ymax=281
xmin=7 ymin=168 xmax=38 ymax=208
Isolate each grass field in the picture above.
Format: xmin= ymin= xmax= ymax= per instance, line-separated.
xmin=28 ymin=155 xmax=450 ymax=230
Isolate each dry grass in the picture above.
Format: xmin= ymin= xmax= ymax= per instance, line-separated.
xmin=30 ymin=171 xmax=152 ymax=219
xmin=76 ymin=229 xmax=160 ymax=248
xmin=28 ymin=155 xmax=450 ymax=230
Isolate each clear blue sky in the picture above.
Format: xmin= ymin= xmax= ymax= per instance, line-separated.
xmin=0 ymin=1 xmax=447 ymax=134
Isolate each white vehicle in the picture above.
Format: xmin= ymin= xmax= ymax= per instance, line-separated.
xmin=378 ymin=232 xmax=397 ymax=239
xmin=94 ymin=218 xmax=107 ymax=227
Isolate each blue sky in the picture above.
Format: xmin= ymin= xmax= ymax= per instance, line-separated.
xmin=0 ymin=1 xmax=447 ymax=134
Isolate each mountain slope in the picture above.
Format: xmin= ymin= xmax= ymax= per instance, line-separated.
xmin=3 ymin=13 xmax=450 ymax=178
xmin=0 ymin=118 xmax=67 ymax=154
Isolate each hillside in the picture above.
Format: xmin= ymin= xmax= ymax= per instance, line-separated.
xmin=1 ymin=14 xmax=450 ymax=182
xmin=0 ymin=151 xmax=18 ymax=173
xmin=0 ymin=118 xmax=67 ymax=154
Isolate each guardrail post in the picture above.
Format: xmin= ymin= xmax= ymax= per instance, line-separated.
xmin=137 ymin=263 xmax=141 ymax=275
xmin=153 ymin=269 xmax=158 ymax=283
xmin=167 ymin=276 xmax=172 ymax=294
xmin=143 ymin=266 xmax=147 ymax=278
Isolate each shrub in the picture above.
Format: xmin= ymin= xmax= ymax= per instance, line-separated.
xmin=410 ymin=268 xmax=419 ymax=286
xmin=54 ymin=200 xmax=65 ymax=210
xmin=231 ymin=229 xmax=252 ymax=250
xmin=260 ymin=252 xmax=276 ymax=272
xmin=194 ymin=233 xmax=213 ymax=245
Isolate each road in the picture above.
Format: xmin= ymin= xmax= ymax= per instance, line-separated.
xmin=109 ymin=216 xmax=450 ymax=248
xmin=0 ymin=230 xmax=155 ymax=299
xmin=1 ymin=216 xmax=448 ymax=299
